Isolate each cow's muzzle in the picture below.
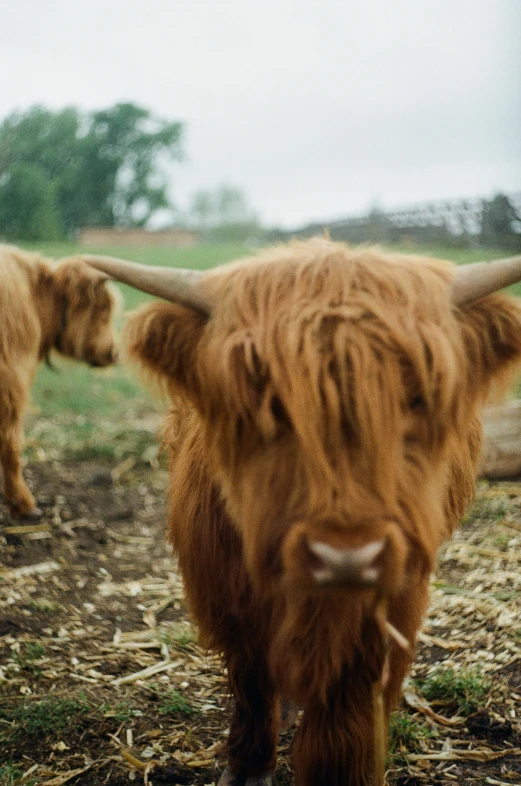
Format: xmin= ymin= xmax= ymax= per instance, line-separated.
xmin=307 ymin=538 xmax=385 ymax=587
xmin=88 ymin=346 xmax=119 ymax=367
xmin=281 ymin=519 xmax=409 ymax=595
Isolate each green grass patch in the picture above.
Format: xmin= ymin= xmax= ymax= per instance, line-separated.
xmin=100 ymin=700 xmax=137 ymax=723
xmin=18 ymin=642 xmax=46 ymax=661
xmin=31 ymin=363 xmax=142 ymax=418
xmin=462 ymin=495 xmax=510 ymax=527
xmin=10 ymin=642 xmax=47 ymax=677
xmin=0 ymin=695 xmax=90 ymax=740
xmin=25 ymin=366 xmax=162 ymax=465
xmin=25 ymin=415 xmax=160 ymax=465
xmin=25 ymin=241 xmax=251 ymax=271
xmin=388 ymin=711 xmax=433 ymax=765
xmin=0 ymin=764 xmax=36 ymax=786
xmin=417 ymin=666 xmax=491 ymax=716
xmin=27 ymin=598 xmax=61 ymax=613
xmin=158 ymin=688 xmax=194 ymax=717
xmin=490 ymin=531 xmax=513 ymax=551
xmin=389 ymin=245 xmax=513 ymax=265
xmin=159 ymin=621 xmax=197 ymax=651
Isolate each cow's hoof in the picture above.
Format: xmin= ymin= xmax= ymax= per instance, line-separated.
xmin=245 ymin=774 xmax=275 ymax=785
xmin=10 ymin=505 xmax=43 ymax=520
xmin=218 ymin=767 xmax=244 ymax=786
xmin=218 ymin=766 xmax=275 ymax=785
xmin=141 ymin=762 xmax=193 ymax=783
xmin=20 ymin=506 xmax=44 ymax=520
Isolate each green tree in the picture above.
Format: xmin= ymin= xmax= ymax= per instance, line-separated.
xmin=86 ymin=103 xmax=182 ymax=227
xmin=0 ymin=161 xmax=61 ymax=240
xmin=0 ymin=106 xmax=80 ymax=238
xmin=188 ymin=184 xmax=257 ymax=229
xmin=215 ymin=184 xmax=254 ymax=225
xmin=190 ymin=189 xmax=216 ymax=229
xmin=0 ymin=103 xmax=183 ymax=240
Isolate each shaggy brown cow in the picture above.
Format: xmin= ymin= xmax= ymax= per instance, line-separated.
xmin=0 ymin=245 xmax=119 ymax=518
xmin=86 ymin=240 xmax=521 ymax=785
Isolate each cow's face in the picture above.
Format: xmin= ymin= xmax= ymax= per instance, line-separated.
xmin=194 ymin=257 xmax=466 ymax=597
xmin=54 ymin=260 xmax=119 ymax=367
xmin=125 ymin=243 xmax=521 ymax=597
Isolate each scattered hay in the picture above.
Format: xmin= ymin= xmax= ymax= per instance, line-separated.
xmin=2 ymin=468 xmax=521 ymax=784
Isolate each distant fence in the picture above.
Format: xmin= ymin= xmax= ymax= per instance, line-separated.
xmin=77 ymin=194 xmax=521 ymax=249
xmin=277 ymin=192 xmax=521 ymax=249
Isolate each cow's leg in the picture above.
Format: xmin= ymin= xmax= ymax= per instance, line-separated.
xmin=0 ymin=381 xmax=41 ymax=517
xmin=280 ymin=699 xmax=298 ymax=729
xmin=218 ymin=647 xmax=279 ymax=786
xmin=0 ymin=425 xmax=40 ymax=517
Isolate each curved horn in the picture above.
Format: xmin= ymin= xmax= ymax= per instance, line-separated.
xmin=452 ymin=255 xmax=521 ymax=305
xmin=80 ymin=254 xmax=212 ymax=317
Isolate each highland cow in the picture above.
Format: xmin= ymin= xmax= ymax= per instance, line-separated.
xmin=86 ymin=240 xmax=521 ymax=785
xmin=0 ymin=245 xmax=119 ymax=518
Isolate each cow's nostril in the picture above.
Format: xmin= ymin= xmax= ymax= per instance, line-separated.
xmin=307 ymin=538 xmax=385 ymax=587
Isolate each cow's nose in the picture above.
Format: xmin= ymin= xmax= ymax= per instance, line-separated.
xmin=307 ymin=538 xmax=385 ymax=587
xmin=88 ymin=346 xmax=118 ymax=367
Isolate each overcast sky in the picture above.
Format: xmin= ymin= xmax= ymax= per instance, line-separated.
xmin=1 ymin=0 xmax=520 ymax=228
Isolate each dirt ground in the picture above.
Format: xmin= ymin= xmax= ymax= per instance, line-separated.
xmin=2 ymin=458 xmax=521 ymax=785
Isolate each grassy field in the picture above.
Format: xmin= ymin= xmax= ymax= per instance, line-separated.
xmin=20 ymin=241 xmax=518 ymax=465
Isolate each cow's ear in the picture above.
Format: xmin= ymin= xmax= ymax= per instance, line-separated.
xmin=458 ymin=294 xmax=521 ymax=394
xmin=124 ymin=302 xmax=206 ymax=397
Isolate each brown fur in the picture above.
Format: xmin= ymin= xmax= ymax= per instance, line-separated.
xmin=125 ymin=239 xmax=521 ymax=784
xmin=0 ymin=245 xmax=119 ymax=516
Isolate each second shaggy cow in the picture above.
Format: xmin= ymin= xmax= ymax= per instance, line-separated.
xmin=0 ymin=245 xmax=119 ymax=518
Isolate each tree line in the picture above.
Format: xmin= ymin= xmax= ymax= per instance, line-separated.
xmin=0 ymin=103 xmax=183 ymax=240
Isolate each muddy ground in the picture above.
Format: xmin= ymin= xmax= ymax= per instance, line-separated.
xmin=2 ymin=458 xmax=521 ymax=785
